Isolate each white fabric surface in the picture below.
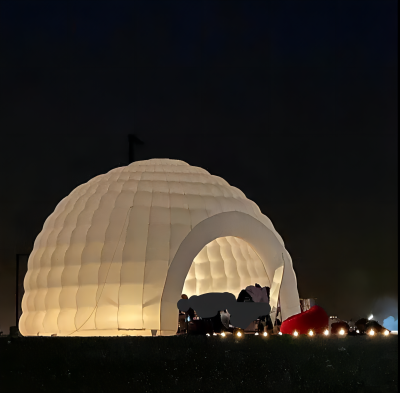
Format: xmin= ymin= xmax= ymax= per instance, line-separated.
xmin=19 ymin=158 xmax=300 ymax=336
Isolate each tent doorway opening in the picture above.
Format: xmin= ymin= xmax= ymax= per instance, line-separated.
xmin=181 ymin=236 xmax=271 ymax=299
xmin=177 ymin=236 xmax=272 ymax=335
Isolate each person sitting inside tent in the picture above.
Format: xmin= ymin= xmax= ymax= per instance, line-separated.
xmin=237 ymin=283 xmax=272 ymax=332
xmin=177 ymin=294 xmax=195 ymax=333
xmin=246 ymin=283 xmax=269 ymax=303
xmin=237 ymin=288 xmax=253 ymax=303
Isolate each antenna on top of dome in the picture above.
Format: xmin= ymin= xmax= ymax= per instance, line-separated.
xmin=128 ymin=134 xmax=144 ymax=164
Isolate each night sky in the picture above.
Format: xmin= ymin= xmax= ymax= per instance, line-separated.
xmin=0 ymin=0 xmax=397 ymax=333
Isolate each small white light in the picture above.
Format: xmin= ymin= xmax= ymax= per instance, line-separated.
xmin=221 ymin=332 xmax=225 ymax=337
xmin=308 ymin=330 xmax=314 ymax=336
xmin=339 ymin=329 xmax=345 ymax=336
xmin=263 ymin=332 xmax=268 ymax=337
xmin=237 ymin=331 xmax=242 ymax=337
xmin=324 ymin=329 xmax=329 ymax=336
xmin=369 ymin=330 xmax=375 ymax=336
xmin=293 ymin=331 xmax=298 ymax=337
xmin=255 ymin=332 xmax=259 ymax=336
xmin=213 ymin=333 xmax=217 ymax=336
xmin=278 ymin=332 xmax=283 ymax=335
xmin=384 ymin=330 xmax=389 ymax=336
xmin=356 ymin=330 xmax=360 ymax=334
xmin=368 ymin=314 xmax=373 ymax=321
xmin=206 ymin=333 xmax=210 ymax=336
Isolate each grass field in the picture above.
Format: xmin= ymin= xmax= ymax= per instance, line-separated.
xmin=0 ymin=333 xmax=397 ymax=392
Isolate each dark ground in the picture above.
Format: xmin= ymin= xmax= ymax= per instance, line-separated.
xmin=0 ymin=334 xmax=397 ymax=393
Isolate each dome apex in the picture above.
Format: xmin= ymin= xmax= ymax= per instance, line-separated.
xmin=128 ymin=158 xmax=189 ymax=167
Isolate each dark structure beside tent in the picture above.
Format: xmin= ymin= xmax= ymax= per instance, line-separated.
xmin=331 ymin=321 xmax=350 ymax=335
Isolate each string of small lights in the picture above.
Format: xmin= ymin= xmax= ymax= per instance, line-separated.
xmin=204 ymin=327 xmax=391 ymax=337
xmin=202 ymin=314 xmax=391 ymax=337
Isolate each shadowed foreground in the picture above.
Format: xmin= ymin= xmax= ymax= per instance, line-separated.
xmin=0 ymin=334 xmax=397 ymax=392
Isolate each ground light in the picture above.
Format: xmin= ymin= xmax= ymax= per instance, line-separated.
xmin=339 ymin=329 xmax=345 ymax=335
xmin=324 ymin=329 xmax=329 ymax=336
xmin=213 ymin=333 xmax=217 ymax=336
xmin=293 ymin=331 xmax=298 ymax=337
xmin=255 ymin=332 xmax=259 ymax=336
xmin=206 ymin=333 xmax=210 ymax=337
xmin=263 ymin=332 xmax=268 ymax=337
xmin=308 ymin=330 xmax=314 ymax=336
xmin=278 ymin=332 xmax=283 ymax=335
xmin=221 ymin=332 xmax=226 ymax=337
xmin=369 ymin=330 xmax=375 ymax=336
xmin=356 ymin=329 xmax=360 ymax=334
xmin=237 ymin=331 xmax=242 ymax=337
xmin=384 ymin=330 xmax=390 ymax=336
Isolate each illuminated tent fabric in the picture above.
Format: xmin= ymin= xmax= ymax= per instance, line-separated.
xmin=182 ymin=237 xmax=271 ymax=297
xmin=20 ymin=159 xmax=300 ymax=337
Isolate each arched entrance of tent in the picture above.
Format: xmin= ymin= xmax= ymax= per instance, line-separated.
xmin=181 ymin=236 xmax=272 ymax=299
xmin=159 ymin=211 xmax=300 ymax=336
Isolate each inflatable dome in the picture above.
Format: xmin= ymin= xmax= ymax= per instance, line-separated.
xmin=20 ymin=159 xmax=300 ymax=336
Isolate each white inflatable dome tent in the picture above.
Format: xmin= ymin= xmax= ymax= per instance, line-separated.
xmin=20 ymin=159 xmax=300 ymax=337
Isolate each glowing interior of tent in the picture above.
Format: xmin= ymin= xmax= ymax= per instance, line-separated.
xmin=182 ymin=236 xmax=270 ymax=298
